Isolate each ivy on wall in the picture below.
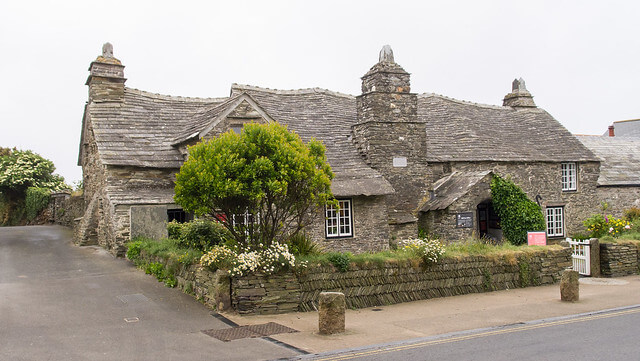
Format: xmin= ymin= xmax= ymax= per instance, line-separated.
xmin=490 ymin=174 xmax=545 ymax=245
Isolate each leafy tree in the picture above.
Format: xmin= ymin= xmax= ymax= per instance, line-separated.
xmin=0 ymin=148 xmax=69 ymax=225
xmin=174 ymin=123 xmax=334 ymax=248
xmin=490 ymin=174 xmax=545 ymax=245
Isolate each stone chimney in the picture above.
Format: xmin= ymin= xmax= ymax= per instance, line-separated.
xmin=608 ymin=125 xmax=615 ymax=137
xmin=352 ymin=46 xmax=429 ymax=236
xmin=86 ymin=43 xmax=126 ymax=102
xmin=503 ymin=78 xmax=536 ymax=108
xmin=357 ymin=45 xmax=417 ymax=123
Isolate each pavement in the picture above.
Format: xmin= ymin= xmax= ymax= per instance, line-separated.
xmin=222 ymin=274 xmax=640 ymax=355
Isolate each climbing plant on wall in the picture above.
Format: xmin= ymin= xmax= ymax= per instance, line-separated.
xmin=490 ymin=174 xmax=545 ymax=245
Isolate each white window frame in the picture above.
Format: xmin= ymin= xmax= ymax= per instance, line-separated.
xmin=561 ymin=162 xmax=577 ymax=191
xmin=546 ymin=206 xmax=564 ymax=237
xmin=325 ymin=199 xmax=353 ymax=238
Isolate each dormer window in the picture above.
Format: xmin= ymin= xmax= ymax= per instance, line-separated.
xmin=561 ymin=163 xmax=577 ymax=191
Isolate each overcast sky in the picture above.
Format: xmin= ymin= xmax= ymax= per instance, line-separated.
xmin=1 ymin=0 xmax=639 ymax=184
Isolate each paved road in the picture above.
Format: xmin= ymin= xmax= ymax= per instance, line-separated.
xmin=294 ymin=306 xmax=640 ymax=361
xmin=0 ymin=225 xmax=300 ymax=361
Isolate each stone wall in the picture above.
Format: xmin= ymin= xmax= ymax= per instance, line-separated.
xmin=139 ymin=251 xmax=231 ymax=311
xmin=422 ymin=161 xmax=600 ymax=241
xmin=596 ymin=186 xmax=640 ymax=218
xmin=307 ymin=195 xmax=390 ymax=253
xmin=229 ymin=247 xmax=570 ymax=315
xmin=49 ymin=193 xmax=85 ymax=227
xmin=600 ymin=241 xmax=640 ymax=277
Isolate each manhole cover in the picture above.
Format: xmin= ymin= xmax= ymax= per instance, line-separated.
xmin=203 ymin=322 xmax=298 ymax=342
xmin=117 ymin=293 xmax=150 ymax=304
xmin=579 ymin=278 xmax=629 ymax=285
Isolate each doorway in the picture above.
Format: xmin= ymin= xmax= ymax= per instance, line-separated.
xmin=477 ymin=201 xmax=502 ymax=241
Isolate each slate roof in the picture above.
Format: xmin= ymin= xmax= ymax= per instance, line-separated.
xmin=605 ymin=119 xmax=640 ymax=137
xmin=85 ymin=83 xmax=599 ymax=201
xmin=226 ymin=85 xmax=394 ymax=197
xmin=86 ymin=88 xmax=226 ymax=168
xmin=576 ymin=135 xmax=640 ymax=186
xmin=420 ymin=170 xmax=492 ymax=211
xmin=418 ymin=94 xmax=599 ymax=162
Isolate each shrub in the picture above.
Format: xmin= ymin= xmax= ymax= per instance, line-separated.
xmin=584 ymin=214 xmax=631 ymax=238
xmin=177 ymin=219 xmax=232 ymax=252
xmin=174 ymin=122 xmax=334 ymax=248
xmin=166 ymin=220 xmax=184 ymax=240
xmin=200 ymin=242 xmax=300 ymax=276
xmin=327 ymin=252 xmax=351 ymax=272
xmin=398 ymin=238 xmax=445 ymax=265
xmin=287 ymin=232 xmax=321 ymax=256
xmin=490 ymin=174 xmax=545 ymax=245
xmin=623 ymin=207 xmax=640 ymax=222
xmin=126 ymin=240 xmax=143 ymax=263
xmin=25 ymin=187 xmax=51 ymax=221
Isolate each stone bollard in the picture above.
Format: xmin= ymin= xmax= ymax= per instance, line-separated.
xmin=318 ymin=292 xmax=345 ymax=335
xmin=560 ymin=269 xmax=579 ymax=302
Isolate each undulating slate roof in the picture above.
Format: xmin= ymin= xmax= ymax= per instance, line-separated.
xmin=87 ymin=81 xmax=600 ymax=202
xmin=576 ymin=135 xmax=640 ymax=186
xmin=228 ymin=85 xmax=394 ymax=197
xmin=88 ymin=88 xmax=226 ymax=168
xmin=420 ymin=170 xmax=492 ymax=211
xmin=418 ymin=94 xmax=599 ymax=162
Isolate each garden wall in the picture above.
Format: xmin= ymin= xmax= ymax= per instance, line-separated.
xmin=138 ymin=251 xmax=231 ymax=311
xmin=600 ymin=241 xmax=640 ymax=277
xmin=231 ymin=247 xmax=571 ymax=315
xmin=134 ymin=247 xmax=575 ymax=316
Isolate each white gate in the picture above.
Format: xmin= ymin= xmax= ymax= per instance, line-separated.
xmin=567 ymin=238 xmax=590 ymax=276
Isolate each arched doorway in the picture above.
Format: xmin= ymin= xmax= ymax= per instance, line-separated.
xmin=477 ymin=200 xmax=502 ymax=241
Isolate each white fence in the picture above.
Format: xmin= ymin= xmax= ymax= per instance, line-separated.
xmin=567 ymin=238 xmax=590 ymax=276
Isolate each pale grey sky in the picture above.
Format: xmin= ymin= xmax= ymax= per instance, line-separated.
xmin=1 ymin=0 xmax=638 ymax=184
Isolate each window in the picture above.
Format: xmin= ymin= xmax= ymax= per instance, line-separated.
xmin=167 ymin=209 xmax=192 ymax=223
xmin=561 ymin=162 xmax=577 ymax=191
xmin=326 ymin=199 xmax=353 ymax=238
xmin=546 ymin=207 xmax=564 ymax=237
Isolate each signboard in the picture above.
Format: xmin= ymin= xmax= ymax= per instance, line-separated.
xmin=527 ymin=231 xmax=547 ymax=246
xmin=456 ymin=212 xmax=473 ymax=228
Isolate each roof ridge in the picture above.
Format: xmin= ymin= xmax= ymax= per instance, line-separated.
xmin=231 ymin=83 xmax=355 ymax=99
xmin=419 ymin=92 xmax=507 ymax=110
xmin=125 ymin=87 xmax=227 ymax=102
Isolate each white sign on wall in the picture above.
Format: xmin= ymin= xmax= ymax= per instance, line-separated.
xmin=393 ymin=156 xmax=407 ymax=167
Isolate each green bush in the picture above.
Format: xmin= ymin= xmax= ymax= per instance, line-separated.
xmin=25 ymin=187 xmax=51 ymax=221
xmin=166 ymin=220 xmax=184 ymax=240
xmin=327 ymin=252 xmax=351 ymax=272
xmin=490 ymin=174 xmax=545 ymax=245
xmin=623 ymin=207 xmax=640 ymax=222
xmin=287 ymin=232 xmax=321 ymax=256
xmin=175 ymin=219 xmax=232 ymax=252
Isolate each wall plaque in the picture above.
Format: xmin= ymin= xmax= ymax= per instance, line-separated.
xmin=527 ymin=231 xmax=547 ymax=246
xmin=456 ymin=212 xmax=473 ymax=228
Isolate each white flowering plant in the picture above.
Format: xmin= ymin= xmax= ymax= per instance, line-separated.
xmin=200 ymin=242 xmax=302 ymax=277
xmin=398 ymin=238 xmax=446 ymax=265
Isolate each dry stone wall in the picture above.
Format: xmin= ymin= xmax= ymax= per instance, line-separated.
xmin=228 ymin=247 xmax=570 ymax=315
xmin=600 ymin=241 xmax=640 ymax=277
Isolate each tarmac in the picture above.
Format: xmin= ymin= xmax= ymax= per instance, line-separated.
xmin=222 ymin=275 xmax=640 ymax=355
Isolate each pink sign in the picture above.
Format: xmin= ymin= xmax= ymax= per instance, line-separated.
xmin=527 ymin=231 xmax=547 ymax=246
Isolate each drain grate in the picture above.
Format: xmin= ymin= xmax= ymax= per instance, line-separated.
xmin=202 ymin=322 xmax=298 ymax=342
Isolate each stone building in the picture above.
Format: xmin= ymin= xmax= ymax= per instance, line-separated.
xmin=77 ymin=43 xmax=600 ymax=255
xmin=577 ymin=132 xmax=640 ymax=217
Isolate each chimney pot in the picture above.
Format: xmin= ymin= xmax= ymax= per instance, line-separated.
xmin=608 ymin=125 xmax=615 ymax=137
